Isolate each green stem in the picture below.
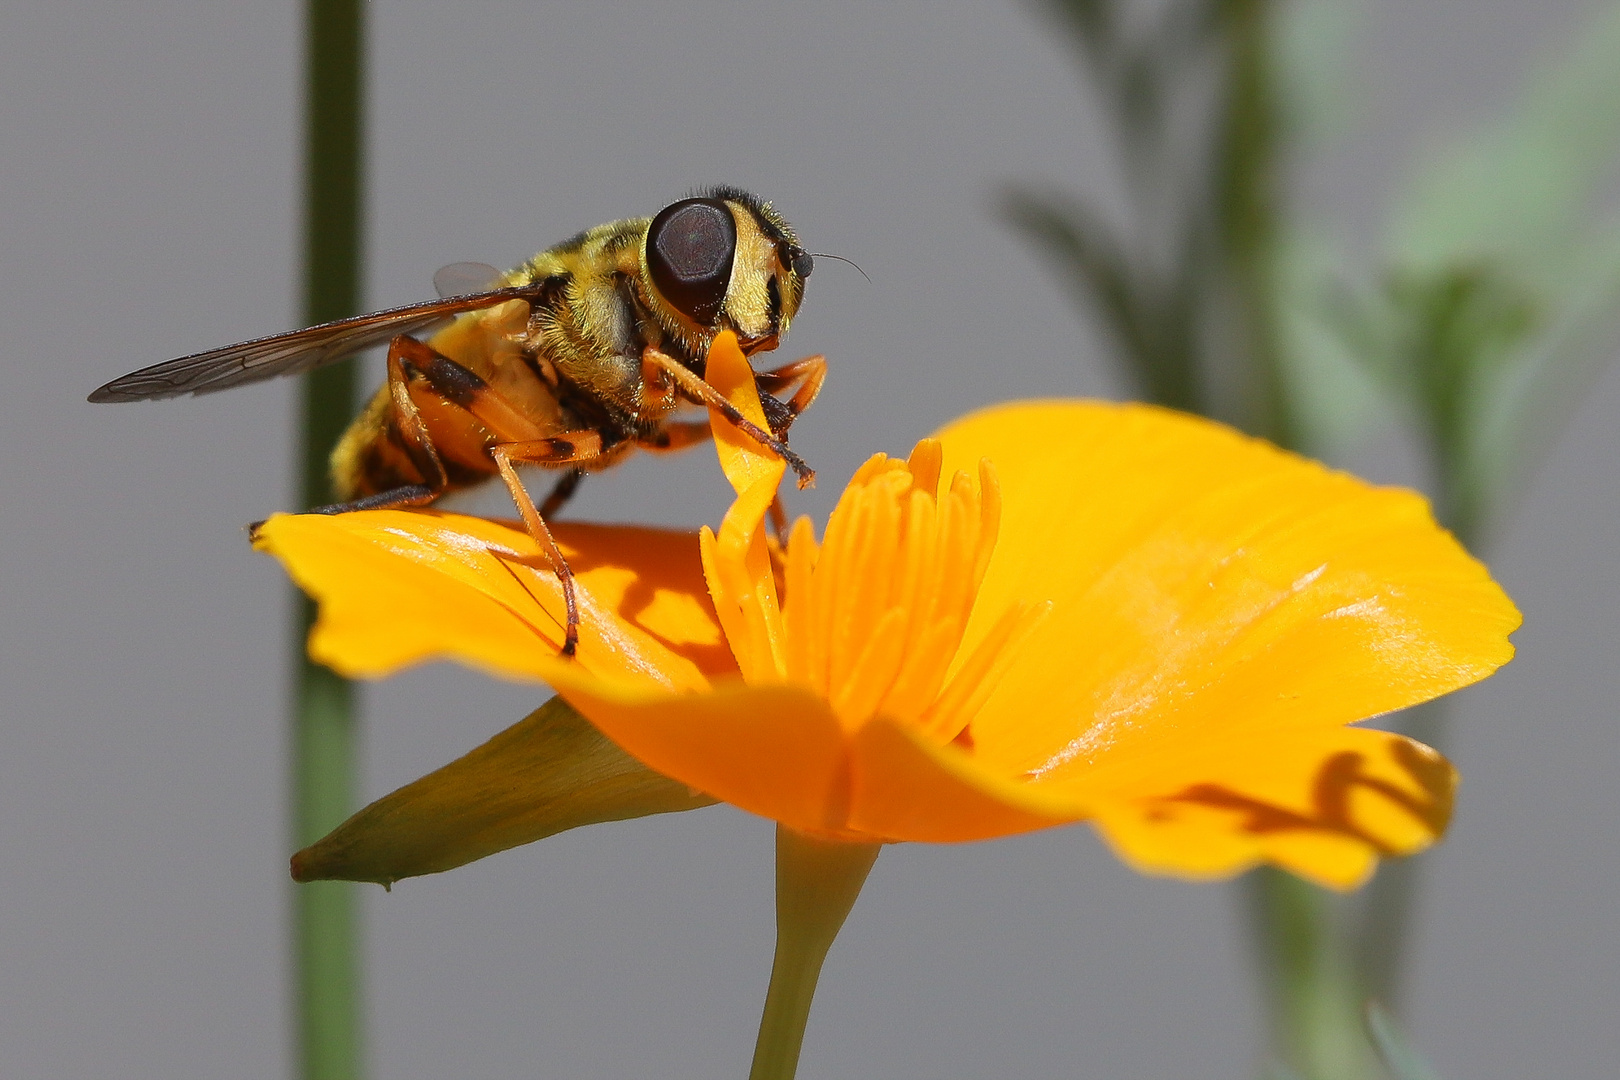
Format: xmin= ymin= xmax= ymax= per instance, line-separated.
xmin=1213 ymin=0 xmax=1294 ymax=447
xmin=748 ymin=828 xmax=881 ymax=1080
xmin=1246 ymin=869 xmax=1375 ymax=1080
xmin=293 ymin=658 xmax=361 ymax=1080
xmin=293 ymin=2 xmax=365 ymax=1078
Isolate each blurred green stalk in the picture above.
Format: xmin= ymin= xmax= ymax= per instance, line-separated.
xmin=293 ymin=2 xmax=366 ymax=1078
xmin=1214 ymin=0 xmax=1295 ymax=449
xmin=1203 ymin=8 xmax=1376 ymax=1074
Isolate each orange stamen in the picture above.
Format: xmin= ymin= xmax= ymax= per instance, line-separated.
xmin=700 ymin=426 xmax=1038 ymax=753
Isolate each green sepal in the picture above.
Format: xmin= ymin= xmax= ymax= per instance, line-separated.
xmin=291 ymin=695 xmax=716 ymax=886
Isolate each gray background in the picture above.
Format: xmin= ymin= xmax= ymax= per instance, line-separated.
xmin=2 ymin=1 xmax=1616 ymax=1077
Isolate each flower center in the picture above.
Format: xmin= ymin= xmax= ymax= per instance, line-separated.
xmin=701 ymin=438 xmax=1050 ymax=744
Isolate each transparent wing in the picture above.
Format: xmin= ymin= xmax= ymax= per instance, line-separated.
xmin=88 ymin=283 xmax=552 ymax=402
xmin=433 ymin=262 xmax=504 ymax=299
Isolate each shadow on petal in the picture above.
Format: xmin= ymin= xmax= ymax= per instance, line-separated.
xmin=1085 ymin=727 xmax=1455 ymax=889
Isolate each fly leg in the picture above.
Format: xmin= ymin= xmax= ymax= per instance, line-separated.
xmin=306 ymin=485 xmax=439 ymax=515
xmin=746 ymin=354 xmax=826 ymax=534
xmin=638 ymin=348 xmax=821 ymax=461
xmin=641 ymin=347 xmax=815 ymax=488
xmin=249 ymin=336 xmax=450 ymax=537
xmin=637 ymin=419 xmax=790 ymax=539
xmin=642 ymin=354 xmax=818 ymax=538
xmin=538 ymin=468 xmax=585 ymax=519
xmin=386 ymin=335 xmax=602 ymax=656
xmin=754 ymin=353 xmax=827 ymax=437
xmin=489 ymin=433 xmax=607 ymax=657
xmin=317 ymin=338 xmax=453 ymax=509
xmin=388 ymin=335 xmax=549 ymax=444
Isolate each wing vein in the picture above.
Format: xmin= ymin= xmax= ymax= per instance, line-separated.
xmin=88 ymin=283 xmax=550 ymax=402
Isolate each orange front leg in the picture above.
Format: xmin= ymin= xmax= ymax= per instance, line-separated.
xmin=641 ymin=347 xmax=815 ymax=488
xmin=755 ymin=353 xmax=827 ymax=434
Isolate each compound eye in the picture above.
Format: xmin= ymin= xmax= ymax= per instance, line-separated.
xmin=646 ymin=198 xmax=737 ymax=324
xmin=786 ymin=245 xmax=814 ymax=279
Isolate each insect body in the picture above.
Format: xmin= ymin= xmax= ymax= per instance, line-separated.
xmin=90 ymin=188 xmax=827 ymax=655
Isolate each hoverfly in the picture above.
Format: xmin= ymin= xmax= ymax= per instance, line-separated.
xmin=90 ymin=188 xmax=826 ymax=655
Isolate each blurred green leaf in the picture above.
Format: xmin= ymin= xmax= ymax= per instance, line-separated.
xmin=1037 ymin=0 xmax=1117 ymax=66
xmin=1001 ymin=185 xmax=1203 ymax=410
xmin=1275 ymin=231 xmax=1385 ymax=458
xmin=1471 ymin=220 xmax=1620 ymax=534
xmin=1014 ymin=4 xmax=1620 ymax=1077
xmin=1273 ymin=0 xmax=1368 ymax=147
xmin=1329 ymin=1 xmax=1620 ymax=539
xmin=1394 ymin=3 xmax=1620 ymax=283
xmin=1321 ymin=261 xmax=1543 ymax=538
xmin=1364 ymin=1002 xmax=1442 ymax=1080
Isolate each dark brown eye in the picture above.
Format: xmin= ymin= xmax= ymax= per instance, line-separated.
xmin=646 ymin=198 xmax=737 ymax=324
xmin=785 ymin=245 xmax=813 ymax=279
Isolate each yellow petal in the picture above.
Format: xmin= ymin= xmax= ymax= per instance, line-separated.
xmin=265 ymin=395 xmax=1514 ymax=884
xmin=701 ymin=329 xmax=788 ymax=679
xmin=928 ymin=401 xmax=1519 ymax=782
xmin=846 ymin=718 xmax=1084 ymax=842
xmin=292 ymin=696 xmax=716 ymax=885
xmin=707 ymin=329 xmax=786 ymax=500
xmin=544 ymin=676 xmax=853 ymax=835
xmin=1082 ymin=726 xmax=1454 ymax=890
xmin=545 ymin=678 xmax=1092 ymax=845
xmin=255 ymin=510 xmax=732 ymax=693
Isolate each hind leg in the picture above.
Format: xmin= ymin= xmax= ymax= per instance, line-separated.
xmin=250 ymin=338 xmax=449 ymax=537
xmin=538 ymin=468 xmax=585 ymax=519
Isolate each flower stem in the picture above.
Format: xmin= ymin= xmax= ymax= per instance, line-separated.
xmin=748 ymin=828 xmax=881 ymax=1080
xmin=293 ymin=1 xmax=366 ymax=1078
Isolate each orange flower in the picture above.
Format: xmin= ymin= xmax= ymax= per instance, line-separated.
xmin=258 ymin=333 xmax=1519 ymax=890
